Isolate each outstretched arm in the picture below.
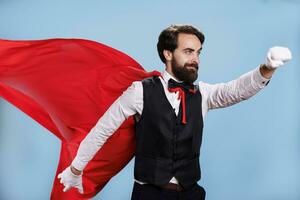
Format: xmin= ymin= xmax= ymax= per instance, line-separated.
xmin=200 ymin=46 xmax=292 ymax=115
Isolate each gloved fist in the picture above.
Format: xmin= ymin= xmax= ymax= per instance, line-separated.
xmin=57 ymin=166 xmax=83 ymax=194
xmin=265 ymin=46 xmax=292 ymax=69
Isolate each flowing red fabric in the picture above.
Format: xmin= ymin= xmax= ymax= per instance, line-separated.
xmin=0 ymin=38 xmax=160 ymax=199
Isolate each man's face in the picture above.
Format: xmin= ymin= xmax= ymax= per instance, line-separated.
xmin=171 ymin=33 xmax=202 ymax=83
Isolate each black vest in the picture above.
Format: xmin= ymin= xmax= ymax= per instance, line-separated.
xmin=134 ymin=76 xmax=204 ymax=188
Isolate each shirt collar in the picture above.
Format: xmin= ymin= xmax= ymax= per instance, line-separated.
xmin=161 ymin=70 xmax=183 ymax=84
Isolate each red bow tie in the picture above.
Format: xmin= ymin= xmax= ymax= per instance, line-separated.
xmin=168 ymin=79 xmax=197 ymax=124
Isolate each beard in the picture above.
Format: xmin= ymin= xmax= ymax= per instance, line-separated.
xmin=171 ymin=59 xmax=199 ymax=83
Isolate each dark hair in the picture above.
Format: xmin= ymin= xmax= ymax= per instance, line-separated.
xmin=157 ymin=24 xmax=205 ymax=63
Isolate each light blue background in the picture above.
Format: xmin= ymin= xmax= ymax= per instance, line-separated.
xmin=0 ymin=0 xmax=299 ymax=200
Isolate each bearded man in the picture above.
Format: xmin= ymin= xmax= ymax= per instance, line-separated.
xmin=58 ymin=24 xmax=292 ymax=200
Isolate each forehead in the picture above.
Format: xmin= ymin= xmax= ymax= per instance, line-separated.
xmin=176 ymin=33 xmax=202 ymax=50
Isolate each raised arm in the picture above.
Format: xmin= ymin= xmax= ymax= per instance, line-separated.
xmin=200 ymin=46 xmax=292 ymax=116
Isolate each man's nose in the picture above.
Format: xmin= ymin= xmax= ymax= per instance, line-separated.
xmin=191 ymin=53 xmax=200 ymax=64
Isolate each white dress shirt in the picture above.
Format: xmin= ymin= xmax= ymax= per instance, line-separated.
xmin=72 ymin=65 xmax=270 ymax=184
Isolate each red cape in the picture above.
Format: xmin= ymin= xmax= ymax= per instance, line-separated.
xmin=0 ymin=38 xmax=160 ymax=199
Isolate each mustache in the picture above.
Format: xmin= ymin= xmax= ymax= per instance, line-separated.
xmin=184 ymin=63 xmax=199 ymax=70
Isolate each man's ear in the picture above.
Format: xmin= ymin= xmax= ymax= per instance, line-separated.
xmin=163 ymin=50 xmax=172 ymax=62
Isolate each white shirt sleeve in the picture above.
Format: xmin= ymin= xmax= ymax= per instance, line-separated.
xmin=199 ymin=66 xmax=270 ymax=118
xmin=72 ymin=81 xmax=143 ymax=170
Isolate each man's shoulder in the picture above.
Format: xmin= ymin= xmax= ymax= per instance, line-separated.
xmin=141 ymin=75 xmax=160 ymax=85
xmin=198 ymin=81 xmax=208 ymax=90
xmin=197 ymin=81 xmax=215 ymax=97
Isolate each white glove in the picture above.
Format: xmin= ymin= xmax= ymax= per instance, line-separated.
xmin=265 ymin=46 xmax=292 ymax=69
xmin=57 ymin=166 xmax=83 ymax=194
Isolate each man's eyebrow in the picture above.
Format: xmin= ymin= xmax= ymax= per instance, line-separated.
xmin=183 ymin=48 xmax=196 ymax=51
xmin=183 ymin=47 xmax=202 ymax=52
